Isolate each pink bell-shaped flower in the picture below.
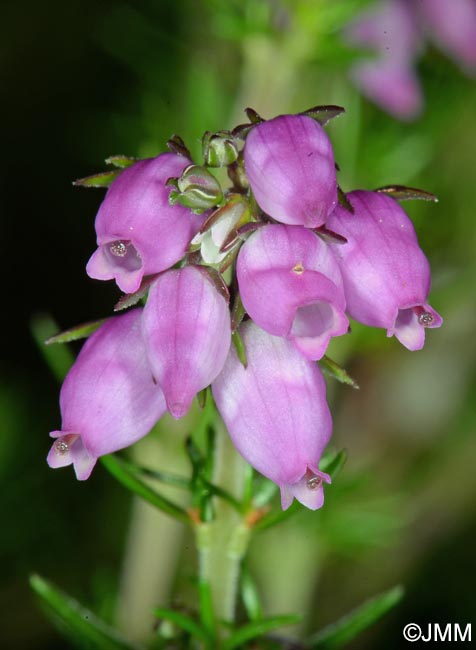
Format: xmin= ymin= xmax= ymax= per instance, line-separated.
xmin=212 ymin=321 xmax=332 ymax=511
xmin=327 ymin=190 xmax=442 ymax=350
xmin=237 ymin=224 xmax=348 ymax=360
xmin=142 ymin=265 xmax=231 ymax=419
xmin=86 ymin=154 xmax=203 ymax=294
xmin=244 ymin=115 xmax=337 ymax=227
xmin=47 ymin=309 xmax=166 ymax=480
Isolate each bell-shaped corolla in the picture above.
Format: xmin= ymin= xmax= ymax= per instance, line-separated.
xmin=237 ymin=224 xmax=349 ymax=360
xmin=327 ymin=190 xmax=442 ymax=350
xmin=86 ymin=154 xmax=204 ymax=294
xmin=142 ymin=265 xmax=231 ymax=419
xmin=47 ymin=309 xmax=166 ymax=480
xmin=243 ymin=115 xmax=337 ymax=227
xmin=212 ymin=321 xmax=332 ymax=510
xmin=418 ymin=0 xmax=476 ymax=71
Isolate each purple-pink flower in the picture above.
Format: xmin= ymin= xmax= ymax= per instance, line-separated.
xmin=327 ymin=190 xmax=442 ymax=350
xmin=244 ymin=115 xmax=337 ymax=227
xmin=212 ymin=321 xmax=332 ymax=510
xmin=142 ymin=265 xmax=231 ymax=419
xmin=49 ymin=107 xmax=443 ymax=512
xmin=47 ymin=309 xmax=166 ymax=479
xmin=345 ymin=0 xmax=476 ymax=119
xmin=237 ymin=224 xmax=348 ymax=359
xmin=86 ymin=153 xmax=203 ymax=294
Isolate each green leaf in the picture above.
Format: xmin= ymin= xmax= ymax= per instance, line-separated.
xmin=45 ymin=319 xmax=106 ymax=345
xmin=113 ymin=274 xmax=159 ymax=312
xmin=166 ymin=133 xmax=192 ymax=159
xmin=105 ymin=155 xmax=136 ymax=168
xmin=100 ymin=455 xmax=190 ymax=524
xmin=300 ymin=105 xmax=346 ymax=126
xmin=31 ymin=313 xmax=74 ymax=382
xmin=337 ymin=186 xmax=354 ymax=214
xmin=127 ymin=463 xmax=191 ymax=490
xmin=308 ymin=585 xmax=404 ymax=649
xmin=73 ymin=170 xmax=121 ymax=188
xmin=253 ymin=500 xmax=300 ymax=533
xmin=245 ymin=107 xmax=264 ymax=123
xmin=241 ymin=565 xmax=263 ymax=622
xmin=153 ymin=607 xmax=212 ymax=644
xmin=319 ymin=449 xmax=347 ymax=480
xmin=375 ymin=185 xmax=438 ymax=202
xmin=30 ymin=574 xmax=138 ymax=650
xmin=319 ymin=356 xmax=360 ymax=390
xmin=223 ymin=614 xmax=302 ymax=650
xmin=232 ymin=330 xmax=248 ymax=368
xmin=231 ymin=293 xmax=246 ymax=332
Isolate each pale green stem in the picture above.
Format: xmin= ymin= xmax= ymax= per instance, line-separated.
xmin=115 ymin=415 xmax=193 ymax=642
xmin=196 ymin=419 xmax=250 ymax=626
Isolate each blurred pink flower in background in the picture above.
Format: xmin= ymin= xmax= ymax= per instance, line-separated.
xmin=345 ymin=0 xmax=476 ymax=120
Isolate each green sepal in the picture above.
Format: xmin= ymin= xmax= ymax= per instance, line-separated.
xmin=104 ymin=155 xmax=136 ymax=168
xmin=308 ymin=585 xmax=404 ymax=649
xmin=223 ymin=614 xmax=302 ymax=650
xmin=73 ymin=170 xmax=121 ymax=188
xmin=319 ymin=355 xmax=360 ymax=390
xmin=197 ymin=387 xmax=208 ymax=409
xmin=45 ymin=318 xmax=106 ymax=345
xmin=375 ymin=185 xmax=438 ymax=202
xmin=337 ymin=186 xmax=355 ymax=213
xmin=153 ymin=607 xmax=212 ymax=645
xmin=113 ymin=274 xmax=159 ymax=312
xmin=231 ymin=293 xmax=246 ymax=333
xmin=232 ymin=330 xmax=248 ymax=368
xmin=30 ymin=574 xmax=138 ymax=650
xmin=166 ymin=133 xmax=192 ymax=159
xmin=100 ymin=455 xmax=190 ymax=524
xmin=300 ymin=105 xmax=346 ymax=126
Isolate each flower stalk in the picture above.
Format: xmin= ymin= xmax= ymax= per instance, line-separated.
xmin=195 ymin=417 xmax=250 ymax=628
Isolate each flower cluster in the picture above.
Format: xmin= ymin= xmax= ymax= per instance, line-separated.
xmin=345 ymin=0 xmax=476 ymax=119
xmin=48 ymin=108 xmax=442 ymax=510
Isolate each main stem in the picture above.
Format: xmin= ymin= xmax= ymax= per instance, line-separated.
xmin=196 ymin=419 xmax=250 ymax=627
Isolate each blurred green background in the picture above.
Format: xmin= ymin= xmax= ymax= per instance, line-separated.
xmin=2 ymin=0 xmax=475 ymax=647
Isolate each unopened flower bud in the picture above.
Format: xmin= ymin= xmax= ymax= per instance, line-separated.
xmin=169 ymin=165 xmax=223 ymax=212
xmin=192 ymin=195 xmax=250 ymax=264
xmin=203 ymin=130 xmax=239 ymax=167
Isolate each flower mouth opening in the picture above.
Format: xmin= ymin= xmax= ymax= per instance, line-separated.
xmin=291 ymin=301 xmax=334 ymax=338
xmin=413 ymin=306 xmax=434 ymax=326
xmin=54 ymin=434 xmax=80 ymax=456
xmin=104 ymin=240 xmax=142 ymax=272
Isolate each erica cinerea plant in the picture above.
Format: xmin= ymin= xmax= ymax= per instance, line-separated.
xmin=35 ymin=103 xmax=441 ymax=649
